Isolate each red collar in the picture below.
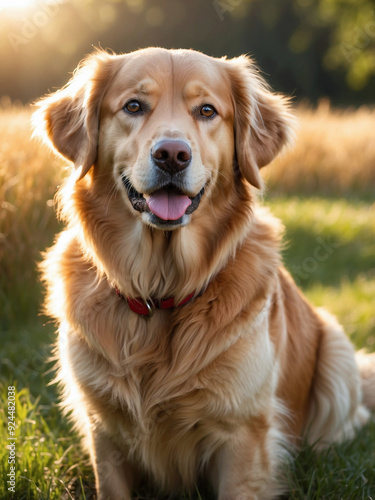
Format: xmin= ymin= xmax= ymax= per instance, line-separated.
xmin=115 ymin=288 xmax=195 ymax=317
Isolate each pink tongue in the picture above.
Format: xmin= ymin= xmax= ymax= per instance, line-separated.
xmin=147 ymin=190 xmax=192 ymax=221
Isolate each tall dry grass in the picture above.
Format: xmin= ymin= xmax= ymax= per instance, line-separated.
xmin=0 ymin=104 xmax=64 ymax=328
xmin=263 ymin=101 xmax=375 ymax=196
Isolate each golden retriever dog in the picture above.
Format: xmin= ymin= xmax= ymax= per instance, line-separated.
xmin=34 ymin=47 xmax=375 ymax=499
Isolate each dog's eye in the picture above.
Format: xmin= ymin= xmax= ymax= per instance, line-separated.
xmin=124 ymin=100 xmax=142 ymax=114
xmin=200 ymin=104 xmax=216 ymax=118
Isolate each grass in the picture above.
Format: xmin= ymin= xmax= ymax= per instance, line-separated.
xmin=266 ymin=196 xmax=375 ymax=350
xmin=286 ymin=421 xmax=375 ymax=499
xmin=0 ymin=384 xmax=91 ymax=500
xmin=264 ymin=101 xmax=375 ymax=198
xmin=0 ymin=103 xmax=374 ymax=499
xmin=0 ymin=106 xmax=63 ymax=329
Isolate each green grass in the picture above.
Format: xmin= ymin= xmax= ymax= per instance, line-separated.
xmin=266 ymin=196 xmax=375 ymax=351
xmin=0 ymin=384 xmax=91 ymax=500
xmin=1 ymin=107 xmax=374 ymax=498
xmin=286 ymin=421 xmax=375 ymax=499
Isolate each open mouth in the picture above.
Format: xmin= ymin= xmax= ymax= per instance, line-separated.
xmin=122 ymin=177 xmax=205 ymax=225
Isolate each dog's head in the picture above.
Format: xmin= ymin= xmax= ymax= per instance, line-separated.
xmin=34 ymin=48 xmax=293 ymax=230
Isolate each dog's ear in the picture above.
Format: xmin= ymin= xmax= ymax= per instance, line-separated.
xmin=226 ymin=56 xmax=295 ymax=189
xmin=33 ymin=51 xmax=117 ymax=180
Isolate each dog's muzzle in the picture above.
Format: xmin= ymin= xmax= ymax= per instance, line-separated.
xmin=122 ymin=176 xmax=205 ymax=227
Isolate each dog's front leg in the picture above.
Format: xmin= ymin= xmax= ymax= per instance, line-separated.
xmin=212 ymin=418 xmax=288 ymax=500
xmin=89 ymin=429 xmax=135 ymax=500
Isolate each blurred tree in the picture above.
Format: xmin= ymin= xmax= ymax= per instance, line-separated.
xmin=292 ymin=0 xmax=375 ymax=91
xmin=0 ymin=0 xmax=374 ymax=104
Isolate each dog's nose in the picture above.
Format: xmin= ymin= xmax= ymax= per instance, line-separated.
xmin=152 ymin=140 xmax=191 ymax=174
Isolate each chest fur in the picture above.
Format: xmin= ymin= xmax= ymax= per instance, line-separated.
xmin=59 ymin=299 xmax=276 ymax=456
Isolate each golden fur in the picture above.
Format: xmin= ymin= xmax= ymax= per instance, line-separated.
xmin=34 ymin=47 xmax=375 ymax=499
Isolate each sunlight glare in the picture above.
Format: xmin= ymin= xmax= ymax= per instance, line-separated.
xmin=0 ymin=0 xmax=39 ymax=12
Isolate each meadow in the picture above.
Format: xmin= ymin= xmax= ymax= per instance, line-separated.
xmin=0 ymin=102 xmax=374 ymax=499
